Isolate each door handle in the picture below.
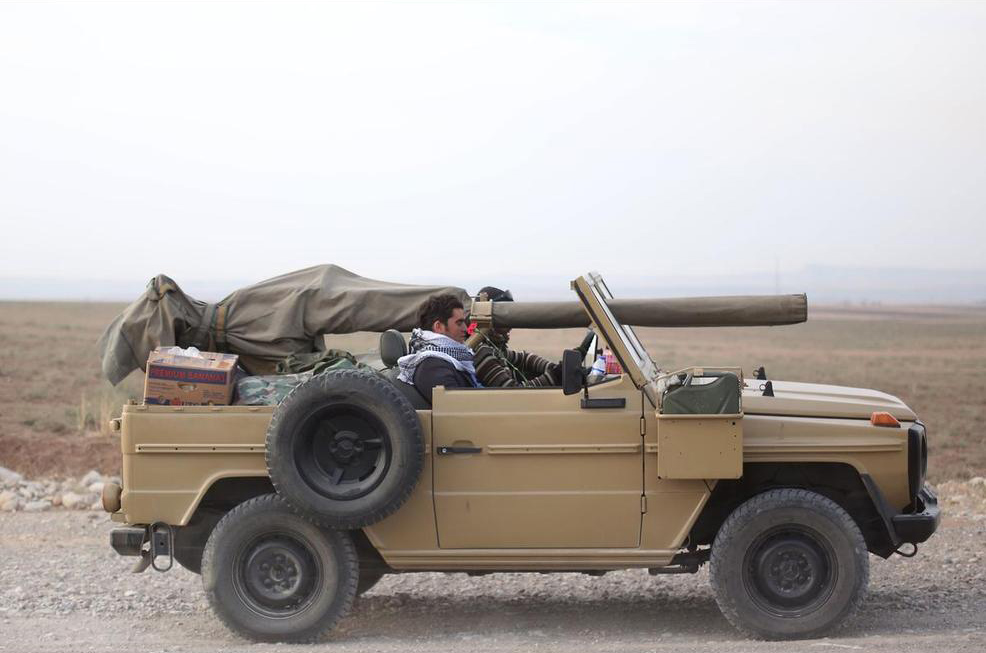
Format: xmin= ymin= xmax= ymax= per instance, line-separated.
xmin=437 ymin=446 xmax=482 ymax=455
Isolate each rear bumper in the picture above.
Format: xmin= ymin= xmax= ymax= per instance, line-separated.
xmin=891 ymin=485 xmax=940 ymax=544
xmin=110 ymin=527 xmax=146 ymax=557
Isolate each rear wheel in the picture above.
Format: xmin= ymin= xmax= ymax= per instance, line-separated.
xmin=709 ymin=489 xmax=868 ymax=640
xmin=201 ymin=494 xmax=358 ymax=643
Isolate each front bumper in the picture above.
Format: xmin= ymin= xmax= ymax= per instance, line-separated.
xmin=891 ymin=485 xmax=940 ymax=544
xmin=860 ymin=476 xmax=941 ymax=556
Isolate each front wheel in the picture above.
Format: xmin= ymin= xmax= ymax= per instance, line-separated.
xmin=709 ymin=488 xmax=869 ymax=640
xmin=201 ymin=494 xmax=358 ymax=643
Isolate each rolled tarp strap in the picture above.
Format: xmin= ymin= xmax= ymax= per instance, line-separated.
xmin=183 ymin=303 xmax=218 ymax=351
xmin=490 ymin=294 xmax=808 ymax=329
xmin=212 ymin=303 xmax=229 ymax=352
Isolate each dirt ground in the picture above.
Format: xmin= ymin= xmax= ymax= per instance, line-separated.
xmin=1 ymin=300 xmax=984 ymax=480
xmin=0 ymin=481 xmax=984 ymax=652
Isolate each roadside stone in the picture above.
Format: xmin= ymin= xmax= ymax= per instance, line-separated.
xmin=1 ymin=496 xmax=20 ymax=512
xmin=0 ymin=466 xmax=23 ymax=484
xmin=80 ymin=470 xmax=102 ymax=487
xmin=87 ymin=482 xmax=104 ymax=495
xmin=89 ymin=499 xmax=103 ymax=511
xmin=23 ymin=500 xmax=52 ymax=513
xmin=51 ymin=494 xmax=62 ymax=507
xmin=970 ymin=477 xmax=986 ymax=488
xmin=61 ymin=492 xmax=85 ymax=510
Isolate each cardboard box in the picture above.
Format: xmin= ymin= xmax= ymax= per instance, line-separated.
xmin=143 ymin=348 xmax=239 ymax=406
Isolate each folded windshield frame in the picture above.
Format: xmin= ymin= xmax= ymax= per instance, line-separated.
xmin=587 ymin=272 xmax=659 ymax=376
xmin=572 ymin=274 xmax=658 ymax=388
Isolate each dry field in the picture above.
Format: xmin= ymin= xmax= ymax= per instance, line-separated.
xmin=0 ymin=300 xmax=983 ymax=481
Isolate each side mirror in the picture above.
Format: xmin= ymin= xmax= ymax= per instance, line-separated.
xmin=561 ymin=349 xmax=585 ymax=396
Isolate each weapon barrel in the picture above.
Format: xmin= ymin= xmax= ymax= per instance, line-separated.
xmin=490 ymin=294 xmax=808 ymax=329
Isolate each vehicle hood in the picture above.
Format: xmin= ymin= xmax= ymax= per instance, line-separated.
xmin=741 ymin=380 xmax=917 ymax=421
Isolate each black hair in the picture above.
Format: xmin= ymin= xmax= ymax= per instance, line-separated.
xmin=418 ymin=293 xmax=465 ymax=330
xmin=478 ymin=286 xmax=513 ymax=302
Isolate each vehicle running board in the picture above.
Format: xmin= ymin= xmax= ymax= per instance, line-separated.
xmin=650 ymin=548 xmax=711 ymax=574
xmin=648 ymin=565 xmax=699 ymax=575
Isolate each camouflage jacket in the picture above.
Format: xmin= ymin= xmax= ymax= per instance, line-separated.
xmin=473 ymin=335 xmax=561 ymax=388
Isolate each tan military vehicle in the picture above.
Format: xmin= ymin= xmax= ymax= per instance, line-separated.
xmin=103 ymin=272 xmax=939 ymax=643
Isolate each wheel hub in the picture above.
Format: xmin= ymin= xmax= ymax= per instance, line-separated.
xmin=296 ymin=408 xmax=392 ymax=501
xmin=328 ymin=430 xmax=364 ymax=464
xmin=242 ymin=539 xmax=314 ymax=609
xmin=747 ymin=531 xmax=832 ymax=612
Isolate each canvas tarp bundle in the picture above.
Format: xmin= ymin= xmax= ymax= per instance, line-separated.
xmin=98 ymin=265 xmax=470 ymax=384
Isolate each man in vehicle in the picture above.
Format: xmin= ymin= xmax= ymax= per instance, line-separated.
xmin=472 ymin=286 xmax=591 ymax=388
xmin=397 ymin=293 xmax=480 ymax=403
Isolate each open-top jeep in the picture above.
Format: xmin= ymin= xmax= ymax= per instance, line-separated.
xmin=103 ymin=272 xmax=939 ymax=642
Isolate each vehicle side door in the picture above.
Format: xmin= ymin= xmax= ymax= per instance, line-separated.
xmin=431 ymin=377 xmax=644 ymax=549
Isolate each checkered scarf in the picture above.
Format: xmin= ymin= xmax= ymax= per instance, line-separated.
xmin=397 ymin=329 xmax=480 ymax=387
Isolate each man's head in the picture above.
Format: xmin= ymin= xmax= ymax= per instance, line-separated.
xmin=478 ymin=285 xmax=514 ymax=345
xmin=418 ymin=293 xmax=468 ymax=343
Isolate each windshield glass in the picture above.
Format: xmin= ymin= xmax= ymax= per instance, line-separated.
xmin=587 ymin=273 xmax=659 ymax=380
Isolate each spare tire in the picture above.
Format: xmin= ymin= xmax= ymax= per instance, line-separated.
xmin=266 ymin=369 xmax=424 ymax=528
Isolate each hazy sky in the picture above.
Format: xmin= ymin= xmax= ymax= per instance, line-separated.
xmin=1 ymin=1 xmax=984 ymax=297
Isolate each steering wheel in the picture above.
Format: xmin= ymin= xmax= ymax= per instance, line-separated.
xmin=576 ymin=329 xmax=596 ymax=360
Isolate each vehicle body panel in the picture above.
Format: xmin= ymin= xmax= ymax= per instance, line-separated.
xmin=743 ymin=380 xmax=917 ymax=421
xmin=116 ymin=400 xmax=915 ymax=568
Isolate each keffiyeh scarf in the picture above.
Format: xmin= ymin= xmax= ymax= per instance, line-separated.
xmin=397 ymin=329 xmax=481 ymax=387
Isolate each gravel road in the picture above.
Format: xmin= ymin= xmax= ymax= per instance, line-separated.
xmin=1 ymin=481 xmax=985 ymax=653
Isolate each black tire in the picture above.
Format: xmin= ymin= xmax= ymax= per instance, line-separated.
xmin=709 ymin=488 xmax=869 ymax=640
xmin=266 ymin=369 xmax=424 ymax=529
xmin=356 ymin=569 xmax=385 ymax=597
xmin=201 ymin=494 xmax=358 ymax=643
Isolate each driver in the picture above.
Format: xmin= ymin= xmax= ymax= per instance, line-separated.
xmin=472 ymin=286 xmax=592 ymax=388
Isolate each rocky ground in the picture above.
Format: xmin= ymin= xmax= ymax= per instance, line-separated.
xmin=0 ymin=466 xmax=117 ymax=513
xmin=0 ymin=476 xmax=984 ymax=652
